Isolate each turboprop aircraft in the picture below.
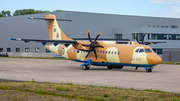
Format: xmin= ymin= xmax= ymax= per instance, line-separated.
xmin=11 ymin=14 xmax=166 ymax=72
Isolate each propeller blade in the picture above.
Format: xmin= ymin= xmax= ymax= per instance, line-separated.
xmin=142 ymin=32 xmax=147 ymax=44
xmin=84 ymin=47 xmax=93 ymax=59
xmin=96 ymin=45 xmax=104 ymax=48
xmin=94 ymin=32 xmax=101 ymax=44
xmin=135 ymin=34 xmax=139 ymax=44
xmin=93 ymin=49 xmax=97 ymax=61
xmin=81 ymin=44 xmax=91 ymax=47
xmin=88 ymin=30 xmax=92 ymax=43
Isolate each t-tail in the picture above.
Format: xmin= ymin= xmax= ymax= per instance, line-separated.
xmin=46 ymin=14 xmax=72 ymax=40
xmin=28 ymin=14 xmax=72 ymax=41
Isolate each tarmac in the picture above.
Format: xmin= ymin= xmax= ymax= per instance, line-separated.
xmin=0 ymin=58 xmax=180 ymax=93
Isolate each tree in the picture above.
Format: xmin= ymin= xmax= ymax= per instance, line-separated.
xmin=13 ymin=9 xmax=51 ymax=16
xmin=0 ymin=10 xmax=11 ymax=17
xmin=53 ymin=10 xmax=62 ymax=12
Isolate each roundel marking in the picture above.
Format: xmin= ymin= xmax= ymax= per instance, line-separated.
xmin=61 ymin=48 xmax=65 ymax=55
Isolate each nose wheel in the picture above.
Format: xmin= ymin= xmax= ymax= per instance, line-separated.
xmin=146 ymin=68 xmax=152 ymax=72
xmin=145 ymin=67 xmax=153 ymax=72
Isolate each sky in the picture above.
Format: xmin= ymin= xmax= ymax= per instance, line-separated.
xmin=1 ymin=0 xmax=180 ymax=18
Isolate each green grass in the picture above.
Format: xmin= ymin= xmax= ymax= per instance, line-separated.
xmin=0 ymin=81 xmax=180 ymax=101
xmin=161 ymin=61 xmax=180 ymax=65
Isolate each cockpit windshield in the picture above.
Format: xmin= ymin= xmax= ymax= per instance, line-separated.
xmin=145 ymin=48 xmax=152 ymax=53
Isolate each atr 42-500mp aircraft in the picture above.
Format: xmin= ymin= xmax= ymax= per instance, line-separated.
xmin=11 ymin=14 xmax=166 ymax=72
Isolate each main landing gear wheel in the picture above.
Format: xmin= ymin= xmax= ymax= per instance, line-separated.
xmin=82 ymin=65 xmax=90 ymax=70
xmin=146 ymin=68 xmax=152 ymax=72
xmin=107 ymin=65 xmax=113 ymax=69
xmin=107 ymin=65 xmax=123 ymax=69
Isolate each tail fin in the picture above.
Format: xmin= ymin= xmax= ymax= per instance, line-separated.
xmin=46 ymin=14 xmax=72 ymax=40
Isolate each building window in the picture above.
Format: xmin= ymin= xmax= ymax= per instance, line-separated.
xmin=165 ymin=26 xmax=168 ymax=28
xmin=0 ymin=48 xmax=3 ymax=52
xmin=132 ymin=33 xmax=143 ymax=40
xmin=46 ymin=49 xmax=50 ymax=53
xmin=16 ymin=48 xmax=20 ymax=52
xmin=35 ymin=48 xmax=40 ymax=52
xmin=7 ymin=48 xmax=11 ymax=52
xmin=164 ymin=35 xmax=172 ymax=39
xmin=151 ymin=34 xmax=157 ymax=39
xmin=171 ymin=25 xmax=177 ymax=28
xmin=153 ymin=49 xmax=162 ymax=54
xmin=114 ymin=34 xmax=122 ymax=39
xmin=161 ymin=26 xmax=164 ymax=28
xmin=176 ymin=35 xmax=180 ymax=40
xmin=152 ymin=25 xmax=155 ymax=27
xmin=156 ymin=25 xmax=159 ymax=28
xmin=147 ymin=25 xmax=151 ymax=27
xmin=25 ymin=48 xmax=30 ymax=52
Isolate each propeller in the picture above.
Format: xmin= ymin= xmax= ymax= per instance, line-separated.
xmin=135 ymin=32 xmax=147 ymax=44
xmin=81 ymin=30 xmax=104 ymax=61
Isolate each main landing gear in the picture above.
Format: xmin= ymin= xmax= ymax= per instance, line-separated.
xmin=81 ymin=64 xmax=90 ymax=70
xmin=107 ymin=65 xmax=123 ymax=69
xmin=80 ymin=59 xmax=92 ymax=70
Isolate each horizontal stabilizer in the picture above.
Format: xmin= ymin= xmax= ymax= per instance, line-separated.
xmin=11 ymin=38 xmax=77 ymax=44
xmin=27 ymin=17 xmax=72 ymax=22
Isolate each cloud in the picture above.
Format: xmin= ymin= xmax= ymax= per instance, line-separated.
xmin=153 ymin=6 xmax=180 ymax=18
xmin=150 ymin=0 xmax=180 ymax=4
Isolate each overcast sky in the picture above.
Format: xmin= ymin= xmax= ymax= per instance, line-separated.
xmin=1 ymin=0 xmax=180 ymax=18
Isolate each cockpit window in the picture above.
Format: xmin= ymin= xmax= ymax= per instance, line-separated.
xmin=145 ymin=48 xmax=152 ymax=53
xmin=135 ymin=49 xmax=139 ymax=52
xmin=139 ymin=49 xmax=144 ymax=53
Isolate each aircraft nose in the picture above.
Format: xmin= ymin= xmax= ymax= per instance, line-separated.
xmin=152 ymin=55 xmax=162 ymax=65
xmin=147 ymin=54 xmax=162 ymax=65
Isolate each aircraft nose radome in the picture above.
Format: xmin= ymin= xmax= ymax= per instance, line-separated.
xmin=147 ymin=53 xmax=162 ymax=65
xmin=153 ymin=56 xmax=162 ymax=65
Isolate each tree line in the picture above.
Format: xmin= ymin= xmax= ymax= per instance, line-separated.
xmin=0 ymin=9 xmax=62 ymax=17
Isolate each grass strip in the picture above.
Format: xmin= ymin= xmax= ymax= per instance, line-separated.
xmin=0 ymin=81 xmax=180 ymax=101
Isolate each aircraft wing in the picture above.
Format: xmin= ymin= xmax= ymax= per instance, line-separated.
xmin=11 ymin=38 xmax=77 ymax=46
xmin=140 ymin=41 xmax=167 ymax=45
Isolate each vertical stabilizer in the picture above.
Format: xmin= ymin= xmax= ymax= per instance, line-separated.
xmin=46 ymin=14 xmax=72 ymax=40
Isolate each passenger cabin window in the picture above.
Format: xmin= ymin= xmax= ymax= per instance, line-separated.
xmin=109 ymin=51 xmax=111 ymax=54
xmin=103 ymin=51 xmax=105 ymax=54
xmin=111 ymin=51 xmax=113 ymax=54
xmin=118 ymin=51 xmax=120 ymax=54
xmin=145 ymin=49 xmax=152 ymax=53
xmin=114 ymin=51 xmax=116 ymax=54
xmin=139 ymin=49 xmax=144 ymax=53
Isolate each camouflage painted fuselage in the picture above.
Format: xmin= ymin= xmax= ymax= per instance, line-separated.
xmin=45 ymin=41 xmax=161 ymax=67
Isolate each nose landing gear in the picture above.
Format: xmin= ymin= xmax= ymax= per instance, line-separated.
xmin=144 ymin=67 xmax=153 ymax=72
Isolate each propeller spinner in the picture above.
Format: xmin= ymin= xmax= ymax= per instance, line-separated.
xmin=82 ymin=30 xmax=104 ymax=61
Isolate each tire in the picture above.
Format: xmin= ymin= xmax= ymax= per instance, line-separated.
xmin=148 ymin=68 xmax=152 ymax=72
xmin=114 ymin=66 xmax=123 ymax=69
xmin=107 ymin=65 xmax=113 ymax=69
xmin=146 ymin=68 xmax=152 ymax=72
xmin=82 ymin=65 xmax=87 ymax=70
xmin=82 ymin=65 xmax=90 ymax=70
